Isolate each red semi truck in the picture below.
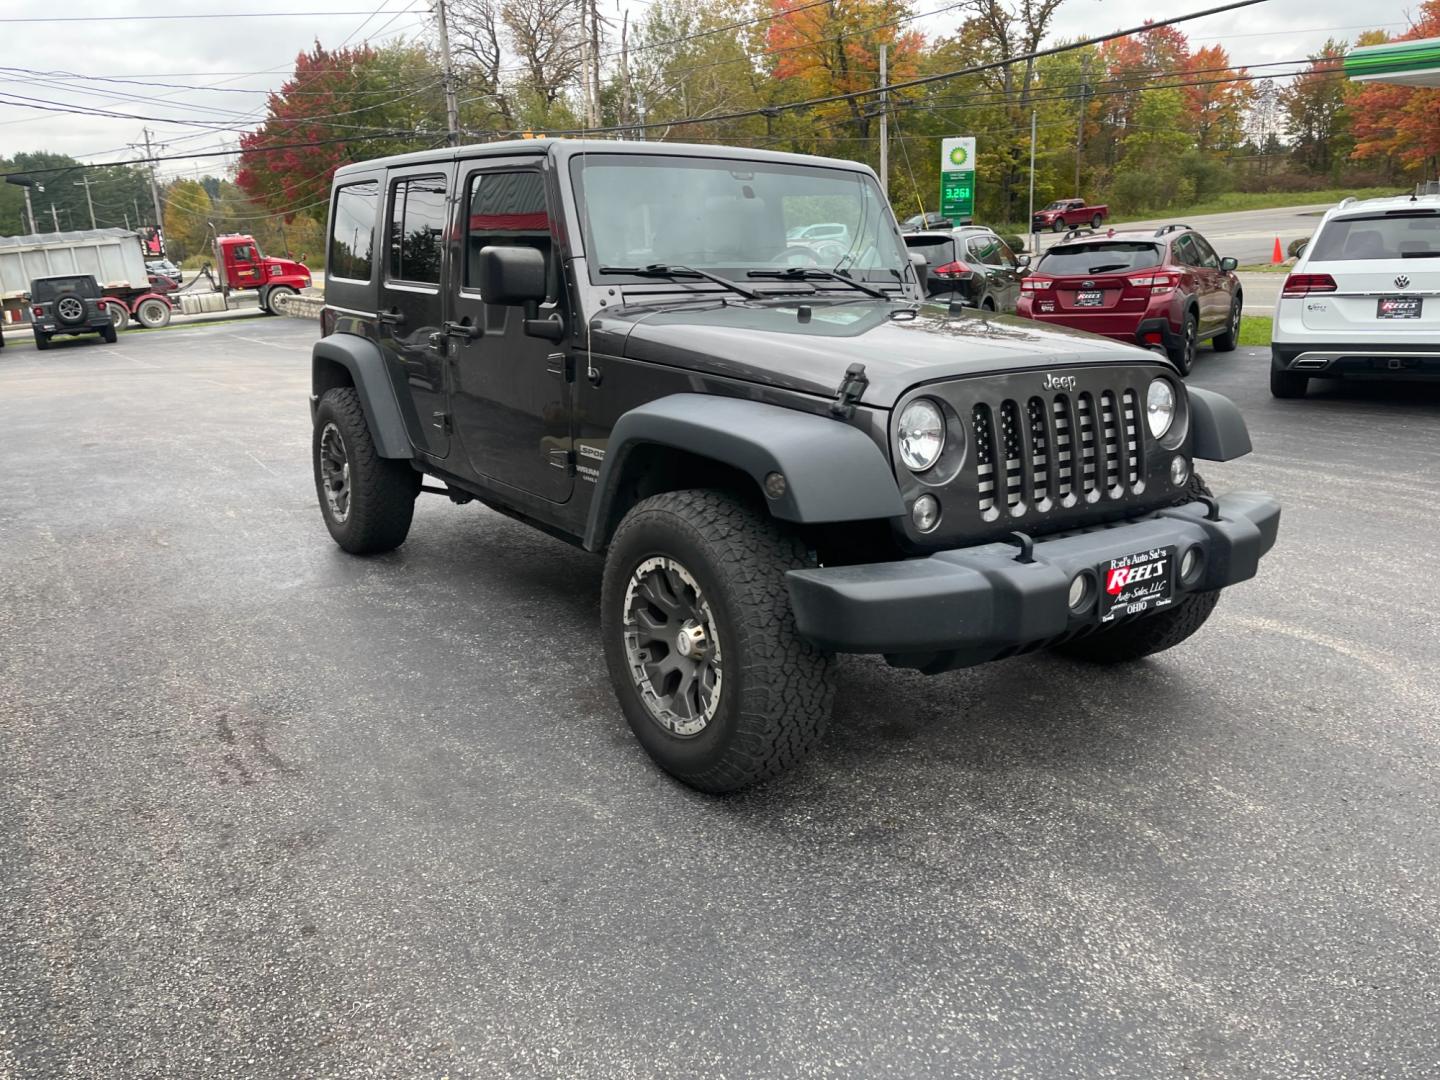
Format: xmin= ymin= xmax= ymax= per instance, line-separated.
xmin=212 ymin=234 xmax=312 ymax=313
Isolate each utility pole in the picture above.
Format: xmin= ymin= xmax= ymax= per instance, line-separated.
xmin=1027 ymin=110 xmax=1037 ymax=256
xmin=128 ymin=127 xmax=166 ymax=228
xmin=23 ymin=186 xmax=38 ymax=235
xmin=74 ymin=174 xmax=97 ymax=228
xmin=434 ymin=0 xmax=460 ymax=145
xmin=878 ymin=44 xmax=889 ymax=196
xmin=589 ymin=0 xmax=602 ymax=129
xmin=50 ymin=204 xmax=61 ymax=232
xmin=1074 ymin=55 xmax=1089 ymax=197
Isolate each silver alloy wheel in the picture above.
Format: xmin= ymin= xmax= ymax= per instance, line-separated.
xmin=318 ymin=422 xmax=350 ymax=523
xmin=622 ymin=556 xmax=724 ymax=737
xmin=57 ymin=296 xmax=84 ymax=323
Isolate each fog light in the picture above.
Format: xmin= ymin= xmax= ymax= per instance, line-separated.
xmin=912 ymin=494 xmax=941 ymax=532
xmin=1170 ymin=455 xmax=1190 ymax=487
xmin=764 ymin=471 xmax=787 ymax=499
xmin=1068 ymin=572 xmax=1093 ymax=613
xmin=1180 ymin=546 xmax=1203 ymax=585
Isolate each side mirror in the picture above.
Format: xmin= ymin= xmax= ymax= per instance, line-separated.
xmin=908 ymin=250 xmax=928 ymax=274
xmin=476 ymin=244 xmax=565 ymax=342
xmin=1016 ymin=253 xmax=1031 ymax=267
xmin=1219 ymin=256 xmax=1238 ymax=272
xmin=477 ymin=245 xmax=547 ymax=306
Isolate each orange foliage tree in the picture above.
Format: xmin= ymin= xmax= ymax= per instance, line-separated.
xmin=1352 ymin=2 xmax=1440 ymax=170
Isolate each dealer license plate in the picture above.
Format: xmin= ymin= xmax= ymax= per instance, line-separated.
xmin=1097 ymin=546 xmax=1175 ymax=623
xmin=1075 ymin=290 xmax=1104 ymax=307
xmin=1377 ymin=296 xmax=1422 ymax=319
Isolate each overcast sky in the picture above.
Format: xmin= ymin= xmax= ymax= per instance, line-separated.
xmin=0 ymin=0 xmax=1419 ymax=179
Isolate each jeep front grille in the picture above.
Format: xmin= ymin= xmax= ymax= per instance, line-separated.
xmin=972 ymin=386 xmax=1146 ymax=523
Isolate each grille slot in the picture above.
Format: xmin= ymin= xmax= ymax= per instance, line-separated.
xmin=966 ymin=380 xmax=1149 ymax=523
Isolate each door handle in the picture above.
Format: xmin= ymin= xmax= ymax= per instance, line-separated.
xmin=377 ymin=308 xmax=405 ymax=327
xmin=443 ymin=320 xmax=480 ymax=341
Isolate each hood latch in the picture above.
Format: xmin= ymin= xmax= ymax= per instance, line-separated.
xmin=829 ymin=362 xmax=869 ymax=419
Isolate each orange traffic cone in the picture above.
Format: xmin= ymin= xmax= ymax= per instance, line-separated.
xmin=1272 ymin=236 xmax=1284 ymax=264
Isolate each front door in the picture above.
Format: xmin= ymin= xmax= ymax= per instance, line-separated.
xmin=227 ymin=241 xmax=264 ymax=291
xmin=378 ymin=166 xmax=452 ymax=458
xmin=1187 ymin=233 xmax=1230 ymax=330
xmin=445 ymin=161 xmax=574 ymax=503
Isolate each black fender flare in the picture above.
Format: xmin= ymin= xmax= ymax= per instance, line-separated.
xmin=584 ymin=394 xmax=906 ymax=551
xmin=1187 ymin=386 xmax=1252 ymax=461
xmin=311 ymin=334 xmax=413 ymax=459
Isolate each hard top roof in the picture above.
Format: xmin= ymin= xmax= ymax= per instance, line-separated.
xmin=332 ymin=138 xmax=877 ymax=180
xmin=1325 ymin=192 xmax=1440 ymax=217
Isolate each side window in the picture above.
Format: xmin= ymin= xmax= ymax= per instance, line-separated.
xmin=1172 ymin=235 xmax=1198 ymax=267
xmin=1189 ymin=234 xmax=1220 ymax=269
xmin=233 ymin=244 xmax=254 ymax=262
xmin=968 ymin=236 xmax=1001 ymax=265
xmin=388 ymin=175 xmax=447 ymax=285
xmin=463 ymin=170 xmax=552 ymax=294
xmin=994 ymin=239 xmax=1019 ymax=268
xmin=329 ymin=180 xmax=379 ymax=282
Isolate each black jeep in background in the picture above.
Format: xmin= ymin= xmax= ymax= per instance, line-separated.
xmin=29 ymin=275 xmax=117 ymax=350
xmin=310 ymin=139 xmax=1281 ymax=792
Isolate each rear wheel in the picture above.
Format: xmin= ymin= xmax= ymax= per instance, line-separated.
xmin=136 ymin=298 xmax=170 ymax=329
xmin=1167 ymin=311 xmax=1198 ymax=375
xmin=1270 ymin=367 xmax=1309 ymax=398
xmin=1091 ymin=213 xmax=1103 ymax=228
xmin=1212 ymin=295 xmax=1242 ymax=352
xmin=100 ymin=323 xmax=118 ymax=344
xmin=601 ymin=489 xmax=835 ymax=793
xmin=312 ymin=387 xmax=419 ymax=555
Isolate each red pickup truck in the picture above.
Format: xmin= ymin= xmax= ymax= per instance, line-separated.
xmin=1032 ymin=198 xmax=1109 ymax=232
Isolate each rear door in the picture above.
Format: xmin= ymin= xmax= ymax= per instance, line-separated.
xmin=379 ymin=165 xmax=452 ymax=458
xmin=1299 ymin=209 xmax=1440 ymax=338
xmin=968 ymin=234 xmax=1023 ymax=311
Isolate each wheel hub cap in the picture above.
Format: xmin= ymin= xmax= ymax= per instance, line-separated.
xmin=622 ymin=557 xmax=723 ymax=737
xmin=318 ymin=422 xmax=350 ymax=523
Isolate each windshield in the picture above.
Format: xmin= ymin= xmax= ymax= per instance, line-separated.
xmin=1309 ymin=213 xmax=1440 ymax=260
xmin=32 ymin=276 xmax=97 ymax=300
xmin=1036 ymin=242 xmax=1162 ymax=275
xmin=572 ymin=153 xmax=908 ymax=286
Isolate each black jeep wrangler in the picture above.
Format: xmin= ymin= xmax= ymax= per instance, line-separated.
xmin=311 ymin=140 xmax=1281 ymax=792
xmin=29 ymin=275 xmax=117 ymax=350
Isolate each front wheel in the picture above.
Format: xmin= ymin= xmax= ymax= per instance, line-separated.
xmin=1052 ymin=220 xmax=1066 ymax=233
xmin=107 ymin=303 xmax=129 ymax=330
xmin=100 ymin=323 xmax=118 ymax=344
xmin=312 ymin=387 xmax=419 ymax=554
xmin=601 ymin=490 xmax=835 ymax=793
xmin=266 ymin=285 xmax=298 ymax=314
xmin=33 ymin=332 xmax=50 ymax=351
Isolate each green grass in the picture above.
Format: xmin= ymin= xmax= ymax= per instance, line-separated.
xmin=1160 ymin=188 xmax=1400 ymax=219
xmin=1235 ymin=263 xmax=1291 ymax=273
xmin=1237 ymin=315 xmax=1272 ymax=347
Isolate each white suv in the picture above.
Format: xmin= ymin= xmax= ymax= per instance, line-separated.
xmin=1271 ymin=193 xmax=1440 ymax=397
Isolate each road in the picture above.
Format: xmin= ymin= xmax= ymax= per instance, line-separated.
xmin=2 ymin=320 xmax=1438 ymax=1078
xmin=1028 ymin=203 xmax=1334 ymax=264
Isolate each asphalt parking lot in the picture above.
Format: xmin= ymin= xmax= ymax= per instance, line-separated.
xmin=2 ymin=319 xmax=1438 ymax=1079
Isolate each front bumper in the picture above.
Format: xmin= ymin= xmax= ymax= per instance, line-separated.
xmin=786 ymin=492 xmax=1280 ymax=672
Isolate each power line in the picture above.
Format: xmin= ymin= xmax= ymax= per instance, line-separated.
xmin=0 ymin=8 xmax=426 ymax=21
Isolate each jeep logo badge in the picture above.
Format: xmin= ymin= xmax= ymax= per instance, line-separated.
xmin=1042 ymin=373 xmax=1077 ymax=392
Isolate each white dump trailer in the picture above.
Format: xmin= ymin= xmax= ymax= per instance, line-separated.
xmin=0 ymin=228 xmax=173 ymax=330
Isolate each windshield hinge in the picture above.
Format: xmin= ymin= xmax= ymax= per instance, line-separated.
xmin=829 ymin=362 xmax=869 ymax=419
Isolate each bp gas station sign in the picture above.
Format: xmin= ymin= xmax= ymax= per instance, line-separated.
xmin=939 ymin=137 xmax=976 ymax=223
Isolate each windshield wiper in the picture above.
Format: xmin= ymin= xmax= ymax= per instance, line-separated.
xmin=1087 ymin=263 xmax=1129 ymax=273
xmin=598 ymin=263 xmax=762 ymax=300
xmin=745 ymin=266 xmax=890 ymax=298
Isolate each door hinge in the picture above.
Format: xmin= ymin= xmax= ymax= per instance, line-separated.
xmin=546 ymin=352 xmax=575 ymax=382
xmin=432 ymin=411 xmax=452 ymax=434
xmin=548 ymin=448 xmax=576 ymax=474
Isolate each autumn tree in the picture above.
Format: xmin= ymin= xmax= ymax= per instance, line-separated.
xmin=1351 ymin=3 xmax=1440 ymax=175
xmin=162 ymin=179 xmax=212 ymax=260
xmin=1185 ymin=45 xmax=1251 ymax=153
xmin=1280 ymin=40 xmax=1350 ymax=174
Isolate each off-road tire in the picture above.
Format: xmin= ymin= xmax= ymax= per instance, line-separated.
xmin=312 ymin=387 xmax=418 ymax=555
xmin=1212 ymin=295 xmax=1242 ymax=352
xmin=33 ymin=332 xmax=50 ymax=351
xmin=99 ymin=323 xmax=118 ymax=344
xmin=601 ymin=489 xmax=835 ymax=793
xmin=1168 ymin=311 xmax=1198 ymax=375
xmin=1270 ymin=367 xmax=1309 ymax=398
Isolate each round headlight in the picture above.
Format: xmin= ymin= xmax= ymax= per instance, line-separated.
xmin=898 ymin=398 xmax=945 ymax=472
xmin=1146 ymin=378 xmax=1176 ymax=439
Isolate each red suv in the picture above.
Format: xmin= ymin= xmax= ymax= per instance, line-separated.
xmin=1016 ymin=225 xmax=1243 ymax=374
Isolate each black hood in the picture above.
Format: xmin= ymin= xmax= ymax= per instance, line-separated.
xmin=594 ymin=297 xmax=1169 ymax=408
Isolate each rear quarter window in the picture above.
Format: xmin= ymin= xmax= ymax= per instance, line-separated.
xmin=903 ymin=236 xmax=956 ymax=266
xmin=1309 ymin=213 xmax=1440 ymax=261
xmin=329 ymin=180 xmax=380 ymax=282
xmin=1036 ymin=243 xmax=1162 ymax=275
